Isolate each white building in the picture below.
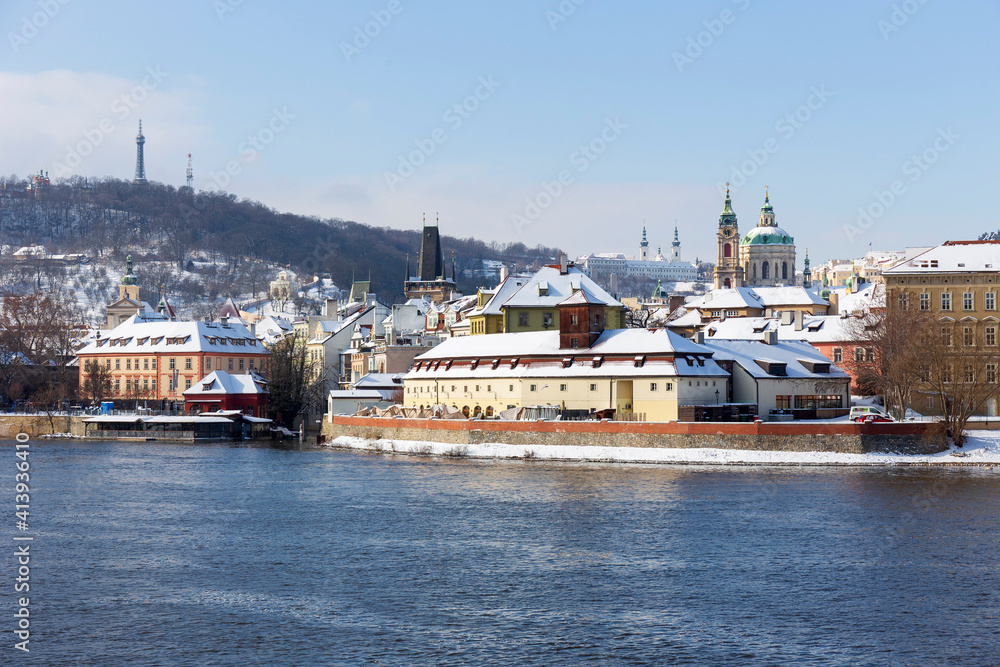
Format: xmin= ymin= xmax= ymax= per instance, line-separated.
xmin=579 ymin=225 xmax=697 ymax=283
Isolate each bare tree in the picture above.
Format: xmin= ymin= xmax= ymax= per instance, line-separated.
xmin=82 ymin=360 xmax=113 ymax=405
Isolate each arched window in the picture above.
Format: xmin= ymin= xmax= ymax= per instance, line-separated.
xmin=473 ymin=406 xmax=482 ymax=417
xmin=723 ymin=278 xmax=731 ymax=288
xmin=462 ymin=406 xmax=470 ymax=417
xmin=723 ymin=243 xmax=732 ymax=258
xmin=761 ymin=262 xmax=769 ymax=280
xmin=485 ymin=406 xmax=494 ymax=417
xmin=774 ymin=263 xmax=779 ymax=280
xmin=752 ymin=263 xmax=757 ymax=281
xmin=782 ymin=262 xmax=788 ymax=280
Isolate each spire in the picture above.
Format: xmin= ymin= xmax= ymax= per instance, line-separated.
xmin=719 ymin=183 xmax=738 ymax=227
xmin=640 ymin=225 xmax=649 ymax=248
xmin=134 ymin=120 xmax=147 ymax=185
xmin=759 ymin=185 xmax=775 ymax=226
xmin=121 ymin=247 xmax=138 ymax=286
xmin=672 ymin=224 xmax=680 ymax=246
xmin=405 ymin=252 xmax=410 ymax=283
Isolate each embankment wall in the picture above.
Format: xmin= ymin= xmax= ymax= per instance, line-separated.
xmin=323 ymin=416 xmax=945 ymax=455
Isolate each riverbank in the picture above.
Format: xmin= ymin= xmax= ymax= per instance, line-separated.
xmin=324 ymin=431 xmax=1000 ymax=466
xmin=323 ymin=415 xmax=945 ymax=455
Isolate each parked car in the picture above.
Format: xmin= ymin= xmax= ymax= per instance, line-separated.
xmin=849 ymin=406 xmax=895 ymax=423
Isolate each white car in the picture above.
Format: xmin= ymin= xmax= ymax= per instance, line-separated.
xmin=849 ymin=406 xmax=894 ymax=423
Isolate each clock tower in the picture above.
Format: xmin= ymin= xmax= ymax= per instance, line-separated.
xmin=713 ymin=184 xmax=744 ymax=289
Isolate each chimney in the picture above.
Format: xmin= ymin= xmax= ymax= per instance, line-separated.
xmin=829 ymin=292 xmax=839 ymax=315
xmin=559 ymin=253 xmax=568 ymax=275
xmin=221 ymin=316 xmax=229 ymax=327
xmin=250 ymin=322 xmax=257 ymax=338
xmin=794 ymin=310 xmax=804 ymax=332
xmin=610 ymin=273 xmax=619 ymax=296
xmin=764 ymin=330 xmax=779 ymax=345
xmin=499 ymin=265 xmax=509 ymax=283
xmin=780 ymin=310 xmax=793 ymax=326
xmin=325 ymin=298 xmax=337 ymax=317
xmin=694 ymin=331 xmax=706 ymax=345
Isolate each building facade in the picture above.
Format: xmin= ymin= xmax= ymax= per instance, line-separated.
xmin=713 ymin=186 xmax=744 ymax=289
xmin=739 ymin=188 xmax=796 ymax=287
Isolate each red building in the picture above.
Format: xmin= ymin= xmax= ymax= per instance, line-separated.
xmin=182 ymin=371 xmax=269 ymax=417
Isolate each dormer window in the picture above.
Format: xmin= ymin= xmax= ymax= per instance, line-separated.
xmin=592 ymin=356 xmax=603 ymax=368
xmin=634 ymin=355 xmax=646 ymax=368
xmin=562 ymin=357 xmax=573 ymax=368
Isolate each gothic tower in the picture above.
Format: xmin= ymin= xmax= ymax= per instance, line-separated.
xmin=403 ymin=214 xmax=457 ymax=304
xmin=134 ymin=121 xmax=147 ymax=184
xmin=712 ymin=185 xmax=743 ymax=289
xmin=639 ymin=225 xmax=649 ymax=261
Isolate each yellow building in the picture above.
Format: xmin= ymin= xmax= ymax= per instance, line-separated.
xmin=403 ymin=328 xmax=729 ymax=421
xmin=884 ymin=240 xmax=1000 ymax=414
xmin=488 ymin=262 xmax=626 ymax=334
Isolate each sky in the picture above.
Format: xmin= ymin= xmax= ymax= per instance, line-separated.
xmin=1 ymin=0 xmax=998 ymax=266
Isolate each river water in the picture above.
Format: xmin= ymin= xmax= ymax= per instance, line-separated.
xmin=5 ymin=440 xmax=1000 ymax=665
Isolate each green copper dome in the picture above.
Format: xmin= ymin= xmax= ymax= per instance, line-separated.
xmin=741 ymin=226 xmax=794 ymax=246
xmin=121 ymin=253 xmax=138 ymax=286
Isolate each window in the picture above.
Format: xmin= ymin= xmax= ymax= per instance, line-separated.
xmin=518 ymin=312 xmax=528 ymax=327
xmin=185 ymin=379 xmax=192 ymax=390
xmin=543 ymin=313 xmax=553 ymax=328
xmin=560 ymin=384 xmax=567 ymax=392
xmin=941 ymin=293 xmax=952 ymax=311
xmin=185 ymin=358 xmax=192 ymax=370
xmin=126 ymin=359 xmax=131 ymax=370
xmin=988 ymin=293 xmax=996 ymax=311
xmin=867 ymin=349 xmax=876 ymax=362
xmin=926 ymin=396 xmax=934 ymax=409
xmin=571 ymin=338 xmax=579 ymax=348
xmin=941 ymin=364 xmax=953 ymax=383
xmin=964 ymin=292 xmax=974 ymax=311
xmin=509 ymin=385 xmax=514 ymax=392
xmin=228 ymin=358 xmax=234 ymax=370
xmin=941 ymin=327 xmax=953 ymax=347
xmin=964 ymin=326 xmax=975 ymax=346
xmin=143 ymin=358 xmax=149 ymax=370
xmin=988 ymin=363 xmax=998 ymax=384
xmin=832 ymin=347 xmax=843 ymax=363
xmin=650 ymin=382 xmax=658 ymax=391
xmin=106 ymin=359 xmax=111 ymax=370
xmin=666 ymin=383 xmax=673 ymax=391
xmin=115 ymin=379 xmax=120 ymax=392
xmin=206 ymin=358 xmax=212 ymax=370
xmin=151 ymin=379 xmax=156 ymax=391
xmin=115 ymin=358 xmax=120 ymax=370
xmin=988 ymin=326 xmax=997 ymax=346
xmin=249 ymin=359 xmax=255 ymax=369
xmin=775 ymin=395 xmax=792 ymax=410
xmin=530 ymin=384 xmax=537 ymax=392
xmin=143 ymin=379 xmax=149 ymax=390
xmin=570 ymin=314 xmax=578 ymax=325
xmin=855 ymin=347 xmax=865 ymax=363
xmin=919 ymin=293 xmax=930 ymax=311
xmin=726 ymin=310 xmax=739 ymax=317
xmin=169 ymin=358 xmax=176 ymax=370
xmin=590 ymin=383 xmax=597 ymax=391
xmin=794 ymin=395 xmax=843 ymax=409
xmin=239 ymin=358 xmax=244 ymax=370
xmin=964 ymin=363 xmax=976 ymax=384
xmin=898 ymin=293 xmax=909 ymax=310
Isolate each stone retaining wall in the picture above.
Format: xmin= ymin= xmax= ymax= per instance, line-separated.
xmin=0 ymin=415 xmax=86 ymax=438
xmin=324 ymin=416 xmax=946 ymax=455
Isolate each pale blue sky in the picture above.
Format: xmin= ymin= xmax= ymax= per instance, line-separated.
xmin=1 ymin=0 xmax=997 ymax=264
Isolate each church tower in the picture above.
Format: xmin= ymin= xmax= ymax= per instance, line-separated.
xmin=671 ymin=224 xmax=681 ymax=262
xmin=712 ymin=185 xmax=743 ymax=289
xmin=639 ymin=225 xmax=649 ymax=261
xmin=403 ymin=214 xmax=458 ymax=304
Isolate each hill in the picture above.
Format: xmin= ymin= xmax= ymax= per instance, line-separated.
xmin=0 ymin=175 xmax=562 ymax=312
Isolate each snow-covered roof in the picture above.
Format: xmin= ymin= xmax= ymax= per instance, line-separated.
xmin=702 ymin=339 xmax=850 ymax=380
xmin=182 ymin=371 xmax=268 ymax=396
xmin=688 ymin=286 xmax=828 ymax=311
xmin=77 ymin=315 xmax=267 ymax=356
xmin=883 ymin=240 xmax=1000 ymax=274
xmin=471 ymin=274 xmax=531 ymax=317
xmin=833 ymin=283 xmax=885 ymax=313
xmin=354 ymin=373 xmax=404 ymax=390
xmin=703 ymin=315 xmax=854 ymax=343
xmin=414 ymin=327 xmax=711 ymax=362
xmin=502 ymin=266 xmax=622 ymax=309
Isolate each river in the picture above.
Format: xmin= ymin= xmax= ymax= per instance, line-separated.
xmin=5 ymin=440 xmax=999 ymax=665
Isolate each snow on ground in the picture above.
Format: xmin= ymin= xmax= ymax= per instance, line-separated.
xmin=325 ymin=430 xmax=1000 ymax=466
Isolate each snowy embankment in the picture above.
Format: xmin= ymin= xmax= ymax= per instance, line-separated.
xmin=326 ymin=431 xmax=1000 ymax=466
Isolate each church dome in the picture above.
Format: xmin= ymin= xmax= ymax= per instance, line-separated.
xmin=741 ymin=225 xmax=794 ymax=246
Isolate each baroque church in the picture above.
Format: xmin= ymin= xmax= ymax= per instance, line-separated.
xmin=713 ymin=186 xmax=797 ymax=289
